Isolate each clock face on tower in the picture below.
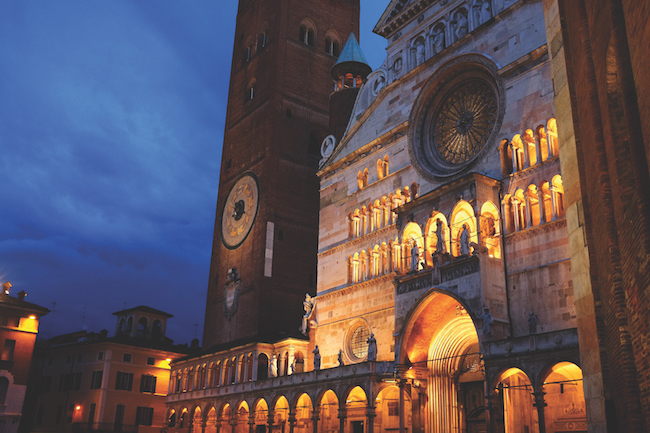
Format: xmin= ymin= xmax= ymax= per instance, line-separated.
xmin=221 ymin=172 xmax=260 ymax=249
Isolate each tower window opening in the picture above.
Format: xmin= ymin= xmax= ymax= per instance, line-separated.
xmin=300 ymin=25 xmax=315 ymax=46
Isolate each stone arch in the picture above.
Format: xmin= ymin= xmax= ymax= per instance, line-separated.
xmin=526 ymin=183 xmax=542 ymax=226
xmin=425 ymin=211 xmax=450 ymax=264
xmin=411 ymin=34 xmax=427 ymax=68
xmin=343 ymin=386 xmax=368 ymax=430
xmin=273 ymin=395 xmax=291 ymax=430
xmin=397 ymin=288 xmax=484 ymax=433
xmin=514 ymin=189 xmax=527 ymax=230
xmin=316 ymin=389 xmax=339 ymax=433
xmin=512 ymin=134 xmax=525 ymax=171
xmin=257 ymin=353 xmax=269 ymax=380
xmin=294 ymin=351 xmax=305 ymax=373
xmin=234 ymin=400 xmax=250 ymax=433
xmin=205 ymin=406 xmax=218 ymax=433
xmin=252 ymin=398 xmax=269 ymax=429
xmin=402 ymin=222 xmax=424 ymax=271
xmin=479 ymin=201 xmax=501 ymax=258
xmin=524 ymin=128 xmax=538 ymax=166
xmin=449 ymin=199 xmax=477 ymax=256
xmin=538 ymin=361 xmax=586 ymax=433
xmin=192 ymin=406 xmax=202 ymax=433
xmin=294 ymin=393 xmax=314 ymax=433
xmin=125 ymin=315 xmax=133 ymax=333
xmin=498 ymin=139 xmax=513 ymax=177
xmin=220 ymin=403 xmax=233 ymax=433
xmin=374 ymin=384 xmax=413 ymax=432
xmin=535 ymin=124 xmax=549 ymax=161
xmin=502 ymin=193 xmax=514 ymax=234
xmin=167 ymin=408 xmax=177 ymax=428
xmin=490 ymin=367 xmax=536 ymax=433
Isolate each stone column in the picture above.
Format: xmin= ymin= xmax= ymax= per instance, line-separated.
xmin=522 ymin=138 xmax=530 ymax=168
xmin=532 ymin=391 xmax=547 ymax=433
xmin=537 ymin=189 xmax=546 ymax=223
xmin=288 ymin=413 xmax=296 ymax=433
xmin=366 ymin=406 xmax=376 ymax=433
xmin=251 ymin=350 xmax=258 ymax=382
xmin=338 ymin=408 xmax=347 ymax=433
xmin=243 ymin=355 xmax=249 ymax=382
xmin=248 ymin=412 xmax=256 ymax=433
xmin=230 ymin=419 xmax=238 ymax=433
xmin=268 ymin=409 xmax=275 ymax=433
xmin=509 ymin=143 xmax=518 ymax=173
xmin=512 ymin=199 xmax=520 ymax=232
xmin=399 ymin=379 xmax=406 ymax=433
xmin=549 ymin=186 xmax=558 ymax=220
xmin=201 ymin=420 xmax=207 ymax=433
xmin=311 ymin=407 xmax=320 ymax=433
xmin=525 ymin=194 xmax=532 ymax=228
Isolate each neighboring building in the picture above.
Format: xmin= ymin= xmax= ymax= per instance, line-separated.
xmin=30 ymin=306 xmax=191 ymax=433
xmin=167 ymin=0 xmax=650 ymax=432
xmin=0 ymin=282 xmax=48 ymax=433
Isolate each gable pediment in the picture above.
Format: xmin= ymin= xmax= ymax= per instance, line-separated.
xmin=374 ymin=0 xmax=436 ymax=38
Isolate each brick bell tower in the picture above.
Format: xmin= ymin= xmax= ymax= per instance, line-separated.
xmin=203 ymin=0 xmax=361 ymax=348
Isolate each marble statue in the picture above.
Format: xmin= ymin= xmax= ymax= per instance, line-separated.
xmin=480 ymin=0 xmax=492 ymax=24
xmin=433 ymin=28 xmax=445 ymax=54
xmin=2 ymin=281 xmax=11 ymax=295
xmin=454 ymin=11 xmax=468 ymax=40
xmin=313 ymin=345 xmax=321 ymax=370
xmin=301 ymin=293 xmax=316 ymax=335
xmin=481 ymin=307 xmax=494 ymax=340
xmin=528 ymin=312 xmax=539 ymax=334
xmin=410 ymin=241 xmax=419 ymax=272
xmin=416 ymin=40 xmax=425 ymax=66
xmin=338 ymin=349 xmax=344 ymax=366
xmin=460 ymin=224 xmax=470 ymax=255
xmin=431 ymin=252 xmax=440 ymax=284
xmin=436 ymin=219 xmax=446 ymax=253
xmin=269 ymin=353 xmax=278 ymax=377
xmin=290 ymin=359 xmax=296 ymax=374
xmin=367 ymin=333 xmax=377 ymax=361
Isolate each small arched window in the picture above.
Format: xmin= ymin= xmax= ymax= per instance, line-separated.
xmin=258 ymin=31 xmax=268 ymax=50
xmin=246 ymin=80 xmax=256 ymax=102
xmin=325 ymin=37 xmax=339 ymax=56
xmin=152 ymin=320 xmax=162 ymax=340
xmin=137 ymin=317 xmax=148 ymax=337
xmin=126 ymin=316 xmax=133 ymax=333
xmin=299 ymin=25 xmax=315 ymax=46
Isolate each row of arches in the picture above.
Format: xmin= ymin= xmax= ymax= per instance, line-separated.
xmin=400 ymin=1 xmax=493 ymax=76
xmin=168 ymin=385 xmax=407 ymax=433
xmin=117 ymin=316 xmax=163 ymax=339
xmin=347 ymin=200 xmax=502 ymax=283
xmin=242 ymin=26 xmax=269 ymax=65
xmin=499 ymin=118 xmax=559 ymax=177
xmin=503 ymin=175 xmax=565 ymax=234
xmin=349 ymin=184 xmax=418 ymax=239
xmin=169 ymin=351 xmax=307 ymax=394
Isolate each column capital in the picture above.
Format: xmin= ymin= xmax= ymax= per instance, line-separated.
xmin=532 ymin=390 xmax=547 ymax=407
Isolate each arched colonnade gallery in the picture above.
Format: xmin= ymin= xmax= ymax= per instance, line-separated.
xmin=167 ymin=291 xmax=585 ymax=433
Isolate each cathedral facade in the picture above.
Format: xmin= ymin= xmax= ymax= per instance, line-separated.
xmin=164 ymin=0 xmax=650 ymax=432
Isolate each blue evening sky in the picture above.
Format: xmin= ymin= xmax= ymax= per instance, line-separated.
xmin=0 ymin=1 xmax=387 ymax=344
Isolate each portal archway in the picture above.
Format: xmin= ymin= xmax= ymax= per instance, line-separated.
xmin=398 ymin=289 xmax=484 ymax=433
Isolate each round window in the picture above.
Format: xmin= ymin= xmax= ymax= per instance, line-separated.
xmin=349 ymin=325 xmax=369 ymax=360
xmin=408 ymin=55 xmax=504 ymax=180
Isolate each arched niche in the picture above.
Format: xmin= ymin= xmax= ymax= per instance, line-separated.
xmin=220 ymin=404 xmax=232 ymax=433
xmin=205 ymin=407 xmax=218 ymax=433
xmin=402 ymin=222 xmax=425 ymax=271
xmin=540 ymin=361 xmax=586 ymax=433
xmin=317 ymin=390 xmax=339 ymax=433
xmin=273 ymin=396 xmax=290 ymax=430
xmin=449 ymin=200 xmax=477 ymax=256
xmin=425 ymin=212 xmax=450 ymax=265
xmin=374 ymin=385 xmax=412 ymax=432
xmin=479 ymin=201 xmax=501 ymax=258
xmin=235 ymin=401 xmax=249 ymax=433
xmin=344 ymin=386 xmax=368 ymax=430
xmin=294 ymin=393 xmax=313 ymax=433
xmin=252 ymin=399 xmax=268 ymax=429
xmin=192 ymin=407 xmax=202 ymax=433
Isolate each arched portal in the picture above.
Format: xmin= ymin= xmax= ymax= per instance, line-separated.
xmin=221 ymin=404 xmax=233 ymax=433
xmin=375 ymin=385 xmax=413 ymax=432
xmin=253 ymin=399 xmax=269 ymax=432
xmin=236 ymin=401 xmax=250 ymax=433
xmin=192 ymin=407 xmax=202 ymax=433
xmin=399 ymin=290 xmax=484 ymax=433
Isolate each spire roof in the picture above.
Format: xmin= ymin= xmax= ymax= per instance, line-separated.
xmin=334 ymin=33 xmax=370 ymax=67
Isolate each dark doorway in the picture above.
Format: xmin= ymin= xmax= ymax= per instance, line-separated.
xmin=352 ymin=420 xmax=364 ymax=433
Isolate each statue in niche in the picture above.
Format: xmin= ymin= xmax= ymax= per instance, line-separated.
xmin=269 ymin=353 xmax=278 ymax=377
xmin=460 ymin=224 xmax=471 ymax=255
xmin=454 ymin=11 xmax=468 ymax=40
xmin=312 ymin=345 xmax=321 ymax=370
xmin=415 ymin=40 xmax=425 ymax=66
xmin=432 ymin=27 xmax=445 ymax=54
xmin=301 ymin=293 xmax=316 ymax=335
xmin=338 ymin=350 xmax=344 ymax=366
xmin=373 ymin=74 xmax=386 ymax=95
xmin=290 ymin=358 xmax=296 ymax=374
xmin=480 ymin=307 xmax=494 ymax=340
xmin=528 ymin=312 xmax=539 ymax=334
xmin=435 ymin=219 xmax=447 ymax=253
xmin=480 ymin=0 xmax=492 ymax=24
xmin=410 ymin=241 xmax=420 ymax=272
xmin=367 ymin=333 xmax=377 ymax=361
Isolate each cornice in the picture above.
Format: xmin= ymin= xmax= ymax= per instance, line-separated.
xmin=504 ymin=218 xmax=567 ymax=244
xmin=318 ymin=273 xmax=398 ymax=302
xmin=318 ymin=224 xmax=398 ymax=259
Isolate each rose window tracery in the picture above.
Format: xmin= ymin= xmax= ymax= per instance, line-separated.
xmin=432 ymin=80 xmax=497 ymax=164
